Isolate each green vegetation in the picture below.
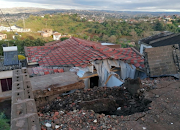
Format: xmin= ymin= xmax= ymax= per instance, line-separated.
xmin=0 ymin=112 xmax=10 ymax=130
xmin=0 ymin=38 xmax=47 ymax=55
xmin=15 ymin=14 xmax=180 ymax=43
xmin=0 ymin=13 xmax=179 ymax=54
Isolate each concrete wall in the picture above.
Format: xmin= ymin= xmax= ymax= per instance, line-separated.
xmin=140 ymin=43 xmax=152 ymax=54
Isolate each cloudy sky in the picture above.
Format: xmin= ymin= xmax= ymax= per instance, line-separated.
xmin=0 ymin=0 xmax=180 ymax=12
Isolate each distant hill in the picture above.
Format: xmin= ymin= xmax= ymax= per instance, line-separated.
xmin=1 ymin=7 xmax=47 ymax=14
xmin=1 ymin=7 xmax=180 ymax=17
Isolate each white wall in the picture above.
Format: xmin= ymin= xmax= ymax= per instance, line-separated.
xmin=140 ymin=44 xmax=152 ymax=54
xmin=0 ymin=71 xmax=13 ymax=79
xmin=53 ymin=35 xmax=61 ymax=40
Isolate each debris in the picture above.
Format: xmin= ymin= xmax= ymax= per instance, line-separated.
xmin=155 ymin=95 xmax=160 ymax=98
xmin=55 ymin=125 xmax=60 ymax=129
xmin=45 ymin=123 xmax=51 ymax=128
xmin=117 ymin=107 xmax=121 ymax=110
xmin=93 ymin=119 xmax=97 ymax=123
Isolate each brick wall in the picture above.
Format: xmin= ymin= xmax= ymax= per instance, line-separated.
xmin=144 ymin=44 xmax=180 ymax=77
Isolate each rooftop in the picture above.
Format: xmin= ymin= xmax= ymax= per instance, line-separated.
xmin=140 ymin=31 xmax=174 ymax=44
xmin=25 ymin=37 xmax=144 ymax=68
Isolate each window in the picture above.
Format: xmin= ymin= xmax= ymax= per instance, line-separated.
xmin=1 ymin=78 xmax=12 ymax=92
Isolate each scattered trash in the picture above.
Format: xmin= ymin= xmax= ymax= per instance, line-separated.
xmin=93 ymin=119 xmax=97 ymax=123
xmin=55 ymin=125 xmax=60 ymax=129
xmin=117 ymin=107 xmax=121 ymax=110
xmin=45 ymin=123 xmax=51 ymax=128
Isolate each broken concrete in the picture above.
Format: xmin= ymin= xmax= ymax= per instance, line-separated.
xmin=30 ymin=72 xmax=85 ymax=107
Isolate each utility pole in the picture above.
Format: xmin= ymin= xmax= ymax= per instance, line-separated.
xmin=23 ymin=17 xmax=25 ymax=28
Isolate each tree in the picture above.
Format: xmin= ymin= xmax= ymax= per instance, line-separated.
xmin=60 ymin=37 xmax=69 ymax=41
xmin=130 ymin=29 xmax=138 ymax=40
xmin=108 ymin=35 xmax=117 ymax=43
xmin=155 ymin=21 xmax=164 ymax=31
xmin=102 ymin=35 xmax=109 ymax=42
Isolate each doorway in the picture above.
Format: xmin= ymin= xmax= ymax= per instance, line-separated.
xmin=90 ymin=76 xmax=99 ymax=88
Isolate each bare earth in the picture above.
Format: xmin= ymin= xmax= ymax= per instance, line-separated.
xmin=39 ymin=78 xmax=180 ymax=130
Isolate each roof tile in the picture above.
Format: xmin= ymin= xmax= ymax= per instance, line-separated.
xmin=25 ymin=37 xmax=144 ymax=68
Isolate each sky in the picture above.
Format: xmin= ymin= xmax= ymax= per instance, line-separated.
xmin=0 ymin=0 xmax=180 ymax=12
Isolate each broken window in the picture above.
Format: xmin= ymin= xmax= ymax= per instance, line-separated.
xmin=1 ymin=78 xmax=12 ymax=92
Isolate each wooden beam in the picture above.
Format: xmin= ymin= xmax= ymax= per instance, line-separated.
xmin=79 ymin=73 xmax=98 ymax=80
xmin=104 ymin=74 xmax=113 ymax=85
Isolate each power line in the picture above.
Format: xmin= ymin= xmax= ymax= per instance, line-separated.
xmin=0 ymin=8 xmax=15 ymax=35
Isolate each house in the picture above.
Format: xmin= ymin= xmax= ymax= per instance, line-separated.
xmin=0 ymin=33 xmax=7 ymax=40
xmin=53 ymin=33 xmax=61 ymax=40
xmin=0 ymin=46 xmax=21 ymax=101
xmin=41 ymin=29 xmax=53 ymax=37
xmin=25 ymin=37 xmax=145 ymax=89
xmin=138 ymin=31 xmax=180 ymax=54
xmin=0 ymin=26 xmax=10 ymax=32
xmin=0 ymin=25 xmax=31 ymax=32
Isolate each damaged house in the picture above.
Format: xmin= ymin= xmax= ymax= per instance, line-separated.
xmin=25 ymin=37 xmax=145 ymax=89
xmin=138 ymin=31 xmax=180 ymax=78
xmin=138 ymin=31 xmax=180 ymax=54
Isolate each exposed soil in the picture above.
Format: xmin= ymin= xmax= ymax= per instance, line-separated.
xmin=39 ymin=86 xmax=151 ymax=117
xmin=38 ymin=77 xmax=180 ymax=130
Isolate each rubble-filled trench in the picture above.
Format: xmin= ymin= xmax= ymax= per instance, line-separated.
xmin=39 ymin=87 xmax=151 ymax=116
xmin=38 ymin=85 xmax=152 ymax=129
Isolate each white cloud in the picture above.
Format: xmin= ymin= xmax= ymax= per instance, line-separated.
xmin=0 ymin=0 xmax=180 ymax=12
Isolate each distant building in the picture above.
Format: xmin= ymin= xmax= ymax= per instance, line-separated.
xmin=41 ymin=29 xmax=53 ymax=37
xmin=0 ymin=33 xmax=7 ymax=40
xmin=0 ymin=25 xmax=31 ymax=32
xmin=53 ymin=33 xmax=61 ymax=40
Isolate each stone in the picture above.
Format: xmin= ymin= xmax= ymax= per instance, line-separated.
xmin=155 ymin=95 xmax=160 ymax=98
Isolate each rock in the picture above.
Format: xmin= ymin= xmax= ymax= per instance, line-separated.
xmin=54 ymin=119 xmax=60 ymax=124
xmin=51 ymin=123 xmax=55 ymax=129
xmin=155 ymin=95 xmax=160 ymax=98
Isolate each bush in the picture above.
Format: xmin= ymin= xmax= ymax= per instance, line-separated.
xmin=0 ymin=112 xmax=10 ymax=130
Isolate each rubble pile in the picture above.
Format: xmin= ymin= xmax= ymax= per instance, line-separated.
xmin=39 ymin=109 xmax=146 ymax=130
xmin=141 ymin=77 xmax=177 ymax=90
xmin=38 ymin=86 xmax=152 ymax=129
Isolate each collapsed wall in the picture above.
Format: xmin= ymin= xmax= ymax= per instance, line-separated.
xmin=30 ymin=72 xmax=85 ymax=108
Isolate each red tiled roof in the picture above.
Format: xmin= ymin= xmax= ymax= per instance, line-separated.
xmin=25 ymin=37 xmax=144 ymax=68
xmin=25 ymin=46 xmax=57 ymax=62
